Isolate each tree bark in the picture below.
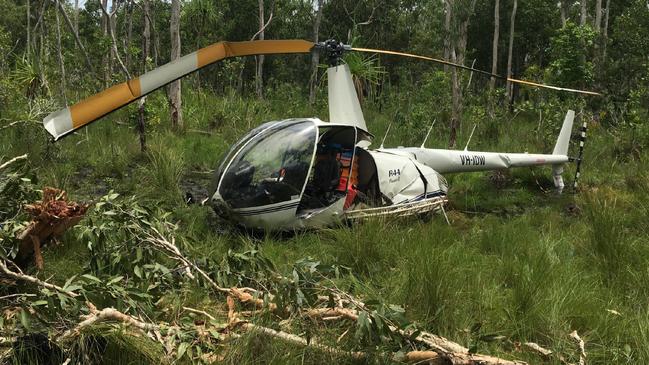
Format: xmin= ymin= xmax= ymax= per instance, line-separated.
xmin=505 ymin=0 xmax=517 ymax=104
xmin=309 ymin=0 xmax=325 ymax=105
xmin=54 ymin=0 xmax=67 ymax=105
xmin=26 ymin=0 xmax=30 ymax=62
xmin=98 ymin=0 xmax=130 ymax=79
xmin=580 ymin=0 xmax=587 ymax=26
xmin=447 ymin=0 xmax=477 ymax=148
xmin=169 ymin=0 xmax=183 ymax=129
xmin=602 ymin=0 xmax=609 ymax=59
xmin=101 ymin=0 xmax=109 ymax=86
xmin=489 ymin=0 xmax=499 ymax=91
xmin=74 ymin=0 xmax=79 ymax=35
xmin=255 ymin=0 xmax=266 ymax=99
xmin=137 ymin=0 xmax=151 ymax=153
xmin=443 ymin=0 xmax=452 ymax=72
xmin=594 ymin=0 xmax=602 ymax=31
xmin=125 ymin=0 xmax=134 ymax=71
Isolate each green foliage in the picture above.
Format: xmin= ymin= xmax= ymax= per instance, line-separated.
xmin=548 ymin=22 xmax=597 ymax=88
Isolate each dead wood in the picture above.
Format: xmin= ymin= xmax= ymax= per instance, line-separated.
xmin=0 ymin=260 xmax=78 ymax=298
xmin=570 ymin=330 xmax=586 ymax=365
xmin=0 ymin=154 xmax=27 ymax=171
xmin=59 ymin=303 xmax=160 ymax=341
xmin=16 ymin=188 xmax=89 ymax=269
xmin=523 ymin=342 xmax=553 ymax=358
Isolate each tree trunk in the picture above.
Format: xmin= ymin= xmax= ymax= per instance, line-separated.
xmin=27 ymin=0 xmax=30 ymax=62
xmin=602 ymin=0 xmax=609 ymax=59
xmin=580 ymin=0 xmax=587 ymax=26
xmin=55 ymin=0 xmax=66 ymax=105
xmin=102 ymin=0 xmax=109 ymax=87
xmin=489 ymin=0 xmax=499 ymax=91
xmin=125 ymin=0 xmax=134 ymax=71
xmin=98 ymin=1 xmax=130 ymax=79
xmin=594 ymin=0 xmax=602 ymax=31
xmin=505 ymin=0 xmax=517 ymax=104
xmin=309 ymin=0 xmax=325 ymax=105
xmin=169 ymin=0 xmax=183 ymax=129
xmin=255 ymin=0 xmax=265 ymax=99
xmin=447 ymin=0 xmax=477 ymax=148
xmin=74 ymin=0 xmax=79 ymax=35
xmin=560 ymin=2 xmax=567 ymax=27
xmin=56 ymin=0 xmax=94 ymax=72
xmin=443 ymin=0 xmax=452 ymax=72
xmin=137 ymin=0 xmax=150 ymax=153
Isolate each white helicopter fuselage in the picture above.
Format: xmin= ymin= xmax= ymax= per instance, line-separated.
xmin=209 ymin=64 xmax=575 ymax=231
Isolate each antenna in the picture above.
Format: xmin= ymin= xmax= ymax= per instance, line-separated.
xmin=463 ymin=124 xmax=478 ymax=151
xmin=379 ymin=122 xmax=392 ymax=149
xmin=420 ymin=119 xmax=437 ymax=148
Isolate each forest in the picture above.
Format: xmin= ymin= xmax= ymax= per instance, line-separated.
xmin=1 ymin=0 xmax=649 ymax=364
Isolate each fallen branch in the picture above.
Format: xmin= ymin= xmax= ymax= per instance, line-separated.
xmin=229 ymin=287 xmax=277 ymax=311
xmin=0 ymin=154 xmax=27 ymax=171
xmin=236 ymin=321 xmax=365 ymax=360
xmin=570 ymin=330 xmax=586 ymax=365
xmin=523 ymin=342 xmax=553 ymax=358
xmin=183 ymin=306 xmax=216 ymax=321
xmin=59 ymin=304 xmax=160 ymax=341
xmin=0 ymin=260 xmax=78 ymax=298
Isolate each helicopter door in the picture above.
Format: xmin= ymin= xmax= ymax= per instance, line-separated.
xmin=297 ymin=126 xmax=358 ymax=216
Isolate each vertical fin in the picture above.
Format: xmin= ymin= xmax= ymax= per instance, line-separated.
xmin=327 ymin=64 xmax=368 ymax=131
xmin=552 ymin=110 xmax=575 ymax=156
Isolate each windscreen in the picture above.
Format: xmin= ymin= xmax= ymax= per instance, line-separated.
xmin=219 ymin=121 xmax=316 ymax=209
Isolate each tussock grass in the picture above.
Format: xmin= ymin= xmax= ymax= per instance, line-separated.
xmin=7 ymin=86 xmax=649 ymax=364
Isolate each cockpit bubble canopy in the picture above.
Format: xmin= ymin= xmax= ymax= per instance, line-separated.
xmin=218 ymin=120 xmax=317 ymax=209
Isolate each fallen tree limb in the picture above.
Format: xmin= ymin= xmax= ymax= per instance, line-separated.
xmin=235 ymin=320 xmax=365 ymax=360
xmin=183 ymin=306 xmax=216 ymax=321
xmin=570 ymin=330 xmax=586 ymax=365
xmin=523 ymin=342 xmax=553 ymax=358
xmin=0 ymin=260 xmax=78 ymax=298
xmin=145 ymin=228 xmax=228 ymax=293
xmin=0 ymin=154 xmax=27 ymax=171
xmin=59 ymin=304 xmax=160 ymax=341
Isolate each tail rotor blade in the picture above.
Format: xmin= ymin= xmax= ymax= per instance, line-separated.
xmin=351 ymin=47 xmax=601 ymax=97
xmin=43 ymin=40 xmax=314 ymax=140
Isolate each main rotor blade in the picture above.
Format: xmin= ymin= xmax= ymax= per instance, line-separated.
xmin=44 ymin=40 xmax=314 ymax=140
xmin=352 ymin=47 xmax=602 ymax=97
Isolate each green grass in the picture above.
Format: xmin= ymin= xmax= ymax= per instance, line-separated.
xmin=4 ymin=85 xmax=649 ymax=364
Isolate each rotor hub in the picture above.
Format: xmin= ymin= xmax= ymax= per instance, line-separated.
xmin=315 ymin=39 xmax=351 ymax=66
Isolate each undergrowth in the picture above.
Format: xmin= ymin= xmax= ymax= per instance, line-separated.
xmin=1 ymin=84 xmax=649 ymax=364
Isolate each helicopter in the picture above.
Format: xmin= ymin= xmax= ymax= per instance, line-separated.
xmin=42 ymin=39 xmax=598 ymax=231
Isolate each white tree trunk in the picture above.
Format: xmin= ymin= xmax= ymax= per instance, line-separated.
xmin=594 ymin=0 xmax=602 ymax=31
xmin=443 ymin=0 xmax=452 ymax=72
xmin=169 ymin=0 xmax=183 ymax=129
xmin=602 ymin=0 xmax=610 ymax=59
xmin=505 ymin=0 xmax=517 ymax=103
xmin=55 ymin=0 xmax=67 ymax=105
xmin=74 ymin=0 xmax=79 ymax=35
xmin=489 ymin=0 xmax=500 ymax=91
xmin=309 ymin=0 xmax=325 ymax=105
xmin=138 ymin=0 xmax=151 ymax=152
xmin=255 ymin=0 xmax=265 ymax=99
xmin=580 ymin=0 xmax=587 ymax=26
xmin=26 ymin=0 xmax=30 ymax=62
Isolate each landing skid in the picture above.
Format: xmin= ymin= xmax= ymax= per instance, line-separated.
xmin=344 ymin=196 xmax=448 ymax=220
